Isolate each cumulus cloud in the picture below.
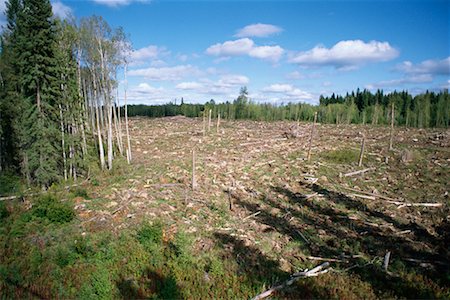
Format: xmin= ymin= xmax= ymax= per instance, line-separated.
xmin=206 ymin=38 xmax=284 ymax=63
xmin=126 ymin=82 xmax=167 ymax=104
xmin=52 ymin=1 xmax=72 ymax=19
xmin=130 ymin=45 xmax=170 ymax=66
xmin=289 ymin=40 xmax=399 ymax=69
xmin=92 ymin=0 xmax=150 ymax=8
xmin=235 ymin=23 xmax=283 ymax=38
xmin=175 ymin=74 xmax=249 ymax=96
xmin=128 ymin=65 xmax=201 ymax=81
xmin=262 ymin=83 xmax=313 ymax=101
xmin=217 ymin=74 xmax=249 ymax=87
xmin=206 ymin=38 xmax=254 ymax=56
xmin=395 ymin=57 xmax=450 ymax=75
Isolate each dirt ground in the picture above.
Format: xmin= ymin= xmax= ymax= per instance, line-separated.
xmin=77 ymin=116 xmax=449 ymax=296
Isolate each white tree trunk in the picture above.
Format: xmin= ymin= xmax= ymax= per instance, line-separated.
xmin=124 ymin=64 xmax=132 ymax=163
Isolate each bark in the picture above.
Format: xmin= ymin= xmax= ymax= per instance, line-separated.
xmin=124 ymin=64 xmax=132 ymax=163
xmin=92 ymin=70 xmax=106 ymax=170
xmin=59 ymin=104 xmax=68 ymax=181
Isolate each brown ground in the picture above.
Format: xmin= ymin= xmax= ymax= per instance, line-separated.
xmin=76 ymin=116 xmax=449 ymax=295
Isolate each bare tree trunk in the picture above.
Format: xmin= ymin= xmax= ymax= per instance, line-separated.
xmin=208 ymin=109 xmax=212 ymax=132
xmin=115 ymin=80 xmax=124 ymax=155
xmin=107 ymin=101 xmax=113 ymax=170
xmin=358 ymin=133 xmax=366 ymax=167
xmin=111 ymin=91 xmax=123 ymax=156
xmin=98 ymin=38 xmax=113 ymax=170
xmin=93 ymin=71 xmax=106 ymax=170
xmin=307 ymin=112 xmax=318 ymax=161
xmin=192 ymin=149 xmax=196 ymax=190
xmin=216 ymin=112 xmax=220 ymax=133
xmin=124 ymin=64 xmax=132 ymax=163
xmin=59 ymin=104 xmax=67 ymax=181
xmin=71 ymin=117 xmax=77 ymax=181
xmin=389 ymin=102 xmax=395 ymax=151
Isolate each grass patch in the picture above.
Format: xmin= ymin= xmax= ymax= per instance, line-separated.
xmin=320 ymin=148 xmax=360 ymax=164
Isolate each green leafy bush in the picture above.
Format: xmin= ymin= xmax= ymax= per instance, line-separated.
xmin=32 ymin=194 xmax=75 ymax=224
xmin=0 ymin=202 xmax=9 ymax=221
xmin=137 ymin=222 xmax=163 ymax=247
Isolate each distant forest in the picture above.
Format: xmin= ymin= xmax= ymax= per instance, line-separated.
xmin=127 ymin=88 xmax=449 ymax=128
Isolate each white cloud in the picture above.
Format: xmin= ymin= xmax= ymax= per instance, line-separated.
xmin=206 ymin=38 xmax=255 ymax=56
xmin=126 ymin=82 xmax=167 ymax=104
xmin=216 ymin=74 xmax=249 ymax=87
xmin=262 ymin=83 xmax=313 ymax=102
xmin=286 ymin=71 xmax=305 ymax=80
xmin=130 ymin=45 xmax=169 ymax=66
xmin=92 ymin=0 xmax=150 ymax=8
xmin=128 ymin=65 xmax=201 ymax=81
xmin=289 ymin=40 xmax=399 ymax=69
xmin=133 ymin=82 xmax=163 ymax=93
xmin=395 ymin=57 xmax=450 ymax=75
xmin=52 ymin=1 xmax=72 ymax=19
xmin=249 ymin=45 xmax=284 ymax=62
xmin=176 ymin=82 xmax=203 ymax=90
xmin=174 ymin=74 xmax=249 ymax=96
xmin=263 ymin=84 xmax=294 ymax=93
xmin=206 ymin=38 xmax=284 ymax=62
xmin=366 ymin=74 xmax=433 ymax=89
xmin=235 ymin=23 xmax=283 ymax=38
xmin=177 ymin=54 xmax=189 ymax=62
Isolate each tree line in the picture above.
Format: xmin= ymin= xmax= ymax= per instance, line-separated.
xmin=0 ymin=0 xmax=132 ymax=188
xmin=127 ymin=87 xmax=449 ymax=128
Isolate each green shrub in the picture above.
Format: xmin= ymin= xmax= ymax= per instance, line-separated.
xmin=32 ymin=194 xmax=75 ymax=224
xmin=137 ymin=222 xmax=163 ymax=247
xmin=73 ymin=188 xmax=89 ymax=199
xmin=0 ymin=172 xmax=22 ymax=196
xmin=0 ymin=202 xmax=9 ymax=221
xmin=78 ymin=264 xmax=114 ymax=300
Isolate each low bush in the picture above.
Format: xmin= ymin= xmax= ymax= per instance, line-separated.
xmin=32 ymin=194 xmax=75 ymax=224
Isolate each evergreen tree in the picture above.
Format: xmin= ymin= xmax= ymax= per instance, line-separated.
xmin=16 ymin=0 xmax=61 ymax=187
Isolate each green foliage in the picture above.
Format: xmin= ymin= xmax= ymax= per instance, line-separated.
xmin=125 ymin=88 xmax=449 ymax=128
xmin=321 ymin=148 xmax=360 ymax=164
xmin=79 ymin=263 xmax=114 ymax=300
xmin=32 ymin=194 xmax=75 ymax=224
xmin=0 ymin=202 xmax=9 ymax=221
xmin=0 ymin=172 xmax=23 ymax=196
xmin=137 ymin=221 xmax=164 ymax=247
xmin=72 ymin=187 xmax=89 ymax=199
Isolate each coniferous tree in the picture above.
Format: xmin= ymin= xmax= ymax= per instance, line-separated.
xmin=15 ymin=0 xmax=61 ymax=187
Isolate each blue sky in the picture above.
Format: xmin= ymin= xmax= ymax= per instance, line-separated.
xmin=1 ymin=0 xmax=449 ymax=104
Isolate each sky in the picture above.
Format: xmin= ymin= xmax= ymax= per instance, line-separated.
xmin=1 ymin=0 xmax=449 ymax=105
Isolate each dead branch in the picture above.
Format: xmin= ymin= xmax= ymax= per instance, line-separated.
xmin=350 ymin=193 xmax=376 ymax=200
xmin=252 ymin=262 xmax=331 ymax=300
xmin=243 ymin=211 xmax=261 ymax=221
xmin=343 ymin=167 xmax=376 ymax=177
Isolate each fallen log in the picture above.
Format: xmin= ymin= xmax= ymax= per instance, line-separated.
xmin=252 ymin=262 xmax=331 ymax=300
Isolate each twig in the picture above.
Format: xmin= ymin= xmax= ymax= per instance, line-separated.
xmin=350 ymin=193 xmax=376 ymax=200
xmin=252 ymin=262 xmax=331 ymax=300
xmin=343 ymin=167 xmax=375 ymax=177
xmin=243 ymin=211 xmax=261 ymax=221
xmin=296 ymin=230 xmax=310 ymax=244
